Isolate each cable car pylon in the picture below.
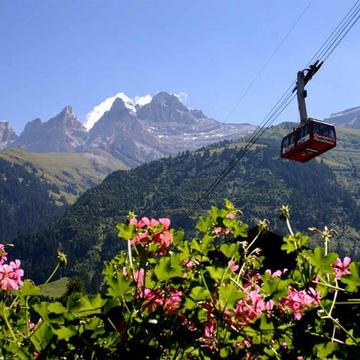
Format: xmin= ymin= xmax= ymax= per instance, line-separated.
xmin=281 ymin=61 xmax=336 ymax=162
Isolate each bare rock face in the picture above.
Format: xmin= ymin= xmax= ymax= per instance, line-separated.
xmin=85 ymin=92 xmax=256 ymax=166
xmin=326 ymin=106 xmax=360 ymax=129
xmin=0 ymin=122 xmax=17 ymax=150
xmin=5 ymin=92 xmax=256 ymax=167
xmin=13 ymin=106 xmax=87 ymax=152
xmin=84 ymin=98 xmax=163 ymax=167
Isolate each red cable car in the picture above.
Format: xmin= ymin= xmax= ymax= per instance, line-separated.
xmin=281 ymin=119 xmax=336 ymax=162
xmin=281 ymin=63 xmax=336 ymax=162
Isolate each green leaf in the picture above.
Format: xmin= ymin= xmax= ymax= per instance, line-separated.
xmin=67 ymin=293 xmax=105 ymax=316
xmin=281 ymin=232 xmax=310 ymax=254
xmin=47 ymin=302 xmax=67 ymax=315
xmin=197 ymin=308 xmax=208 ymax=322
xmin=154 ymin=256 xmax=183 ymax=281
xmin=220 ymin=243 xmax=238 ymax=259
xmin=106 ymin=272 xmax=132 ymax=299
xmin=16 ymin=279 xmax=41 ymax=297
xmin=219 ymin=282 xmax=243 ymax=309
xmin=315 ymin=342 xmax=339 ymax=359
xmin=233 ymin=222 xmax=248 ymax=238
xmin=30 ymin=322 xmax=54 ymax=351
xmin=189 ymin=286 xmax=210 ymax=301
xmin=116 ymin=223 xmax=136 ymax=240
xmin=196 ymin=216 xmax=213 ymax=233
xmin=341 ymin=262 xmax=360 ymax=292
xmin=52 ymin=325 xmax=77 ymax=341
xmin=281 ymin=232 xmax=309 ymax=253
xmin=307 ymin=247 xmax=338 ymax=273
xmin=261 ymin=273 xmax=290 ymax=302
xmin=33 ymin=302 xmax=64 ymax=324
xmin=206 ymin=266 xmax=225 ymax=281
xmin=200 ymin=234 xmax=214 ymax=254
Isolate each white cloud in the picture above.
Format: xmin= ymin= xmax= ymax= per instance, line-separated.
xmin=172 ymin=92 xmax=188 ymax=103
xmin=134 ymin=94 xmax=152 ymax=107
xmin=84 ymin=92 xmax=152 ymax=130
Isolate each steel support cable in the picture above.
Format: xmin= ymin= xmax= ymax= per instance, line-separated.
xmin=175 ymin=2 xmax=360 ymax=227
xmin=223 ymin=0 xmax=314 ymax=122
xmin=139 ymin=81 xmax=297 ymax=220
xmin=321 ymin=8 xmax=360 ymax=62
xmin=306 ymin=0 xmax=360 ymax=66
xmin=177 ymin=91 xmax=296 ymax=225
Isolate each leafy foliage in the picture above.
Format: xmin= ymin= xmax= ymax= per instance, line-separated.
xmin=1 ymin=201 xmax=360 ymax=359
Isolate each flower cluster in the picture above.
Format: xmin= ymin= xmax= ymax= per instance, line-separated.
xmin=0 ymin=245 xmax=24 ymax=291
xmin=280 ymin=286 xmax=320 ymax=320
xmin=129 ymin=217 xmax=173 ymax=254
xmin=123 ymin=265 xmax=182 ymax=315
xmin=233 ymin=284 xmax=274 ymax=326
xmin=139 ymin=287 xmax=182 ymax=315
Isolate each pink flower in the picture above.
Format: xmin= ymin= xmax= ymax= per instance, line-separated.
xmin=333 ymin=257 xmax=351 ymax=279
xmin=163 ymin=289 xmax=182 ymax=315
xmin=213 ymin=226 xmax=232 ymax=238
xmin=129 ymin=216 xmax=173 ymax=255
xmin=225 ymin=212 xmax=236 ymax=219
xmin=150 ymin=218 xmax=160 ymax=227
xmin=204 ymin=317 xmax=217 ymax=338
xmin=280 ymin=286 xmax=320 ymax=320
xmin=134 ymin=268 xmax=145 ymax=288
xmin=228 ymin=260 xmax=239 ymax=273
xmin=182 ymin=259 xmax=199 ymax=271
xmin=159 ymin=218 xmax=171 ymax=230
xmin=0 ymin=259 xmax=24 ymax=291
xmin=28 ymin=321 xmax=35 ymax=332
xmin=265 ymin=268 xmax=287 ymax=278
xmin=139 ymin=288 xmax=164 ymax=313
xmin=131 ymin=231 xmax=149 ymax=245
xmin=137 ymin=217 xmax=151 ymax=228
xmin=234 ymin=288 xmax=266 ymax=325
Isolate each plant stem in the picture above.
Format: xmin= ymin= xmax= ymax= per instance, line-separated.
xmin=2 ymin=305 xmax=18 ymax=344
xmin=286 ymin=218 xmax=294 ymax=237
xmin=43 ymin=262 xmax=60 ymax=285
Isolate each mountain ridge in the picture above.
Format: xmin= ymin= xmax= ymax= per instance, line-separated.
xmin=3 ymin=92 xmax=256 ymax=167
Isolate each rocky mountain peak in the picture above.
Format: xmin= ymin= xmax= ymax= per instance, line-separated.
xmin=109 ymin=97 xmax=129 ymax=113
xmin=151 ymin=92 xmax=186 ymax=109
xmin=326 ymin=106 xmax=360 ymax=129
xmin=60 ymin=105 xmax=74 ymax=116
xmin=0 ymin=122 xmax=18 ymax=150
xmin=13 ymin=107 xmax=87 ymax=152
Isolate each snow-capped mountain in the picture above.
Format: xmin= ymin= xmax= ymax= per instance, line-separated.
xmin=0 ymin=122 xmax=17 ymax=150
xmin=325 ymin=106 xmax=360 ymax=129
xmin=2 ymin=92 xmax=256 ymax=167
xmin=84 ymin=92 xmax=256 ymax=166
xmin=13 ymin=106 xmax=87 ymax=152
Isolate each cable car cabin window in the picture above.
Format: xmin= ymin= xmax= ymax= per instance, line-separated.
xmin=297 ymin=125 xmax=310 ymax=144
xmin=282 ymin=133 xmax=295 ymax=154
xmin=314 ymin=123 xmax=335 ymax=139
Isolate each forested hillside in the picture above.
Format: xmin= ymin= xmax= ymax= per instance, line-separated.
xmin=0 ymin=148 xmax=127 ymax=241
xmin=0 ymin=158 xmax=64 ymax=240
xmin=13 ymin=123 xmax=360 ymax=289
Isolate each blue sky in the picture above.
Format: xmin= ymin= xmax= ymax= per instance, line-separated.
xmin=1 ymin=0 xmax=359 ymax=133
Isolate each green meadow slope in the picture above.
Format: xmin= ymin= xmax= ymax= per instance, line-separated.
xmin=0 ymin=148 xmax=127 ymax=241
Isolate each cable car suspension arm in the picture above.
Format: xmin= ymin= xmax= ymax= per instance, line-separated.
xmin=292 ymin=60 xmax=323 ymax=123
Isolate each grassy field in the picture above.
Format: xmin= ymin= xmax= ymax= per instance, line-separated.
xmin=0 ymin=148 xmax=128 ymax=204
